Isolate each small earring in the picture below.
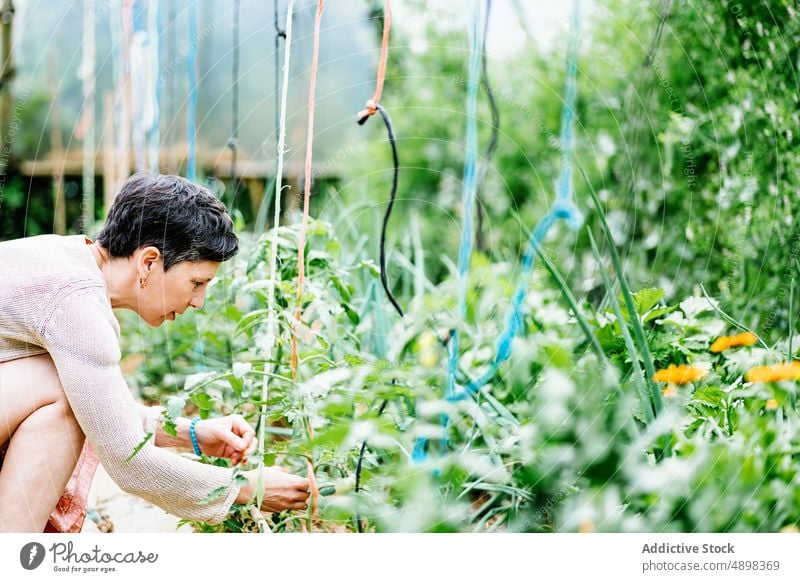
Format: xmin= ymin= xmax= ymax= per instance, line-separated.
xmin=139 ymin=278 xmax=148 ymax=289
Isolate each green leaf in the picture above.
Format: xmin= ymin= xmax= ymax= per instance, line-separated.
xmin=595 ymin=324 xmax=623 ymax=351
xmin=356 ymin=259 xmax=381 ymax=277
xmin=228 ymin=375 xmax=244 ymax=397
xmin=311 ymin=423 xmax=350 ymax=447
xmin=125 ymin=432 xmax=153 ymax=463
xmin=198 ymin=485 xmax=228 ymax=505
xmin=693 ymin=386 xmax=727 ymax=408
xmin=160 ymin=408 xmax=178 ymax=438
xmin=325 ymin=238 xmax=341 ymax=256
xmin=343 ymin=303 xmax=360 ymax=325
xmin=331 ymin=281 xmax=348 ymax=303
xmin=541 ymin=344 xmax=573 ymax=369
xmin=344 ymin=354 xmax=366 ymax=366
xmin=618 ymin=288 xmax=665 ymax=320
xmin=228 ymin=376 xmax=244 ymax=397
xmin=318 ymin=484 xmax=336 ymax=497
xmin=308 ymin=249 xmax=331 ymax=264
xmin=191 ymin=392 xmax=214 ymax=411
xmin=643 ymin=305 xmax=677 ymax=323
xmin=633 ymin=288 xmax=665 ymax=315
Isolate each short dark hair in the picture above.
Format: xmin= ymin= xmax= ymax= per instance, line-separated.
xmin=96 ymin=173 xmax=239 ymax=270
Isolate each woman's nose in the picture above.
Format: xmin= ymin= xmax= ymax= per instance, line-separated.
xmin=189 ymin=293 xmax=205 ymax=309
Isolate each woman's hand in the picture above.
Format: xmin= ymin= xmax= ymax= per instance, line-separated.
xmin=194 ymin=414 xmax=255 ymax=465
xmin=236 ymin=467 xmax=310 ymax=512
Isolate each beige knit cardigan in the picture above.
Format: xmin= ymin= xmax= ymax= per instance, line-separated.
xmin=0 ymin=234 xmax=240 ymax=523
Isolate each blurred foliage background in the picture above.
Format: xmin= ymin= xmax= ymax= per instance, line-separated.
xmin=3 ymin=0 xmax=798 ymax=336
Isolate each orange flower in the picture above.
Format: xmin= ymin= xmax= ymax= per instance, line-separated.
xmin=745 ymin=361 xmax=800 ymax=383
xmin=653 ymin=364 xmax=707 ymax=385
xmin=710 ymin=331 xmax=757 ymax=353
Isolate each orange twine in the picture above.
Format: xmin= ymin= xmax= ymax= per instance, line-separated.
xmin=291 ymin=0 xmax=324 ymax=375
xmin=357 ymin=0 xmax=391 ymax=123
xmin=291 ymin=0 xmax=325 ymax=526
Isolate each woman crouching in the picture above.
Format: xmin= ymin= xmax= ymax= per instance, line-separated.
xmin=0 ymin=173 xmax=309 ymax=532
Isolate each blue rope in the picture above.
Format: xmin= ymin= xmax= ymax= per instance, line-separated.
xmin=449 ymin=0 xmax=583 ymax=402
xmin=186 ymin=0 xmax=198 ymax=181
xmin=109 ymin=0 xmax=122 ymax=175
xmin=449 ymin=0 xmax=485 ymax=397
xmin=186 ymin=0 xmax=203 ymax=367
xmin=148 ymin=0 xmax=160 ymax=175
xmin=413 ymin=0 xmax=486 ymax=462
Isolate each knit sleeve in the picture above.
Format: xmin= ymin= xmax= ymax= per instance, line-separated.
xmin=137 ymin=403 xmax=166 ymax=435
xmin=40 ymin=287 xmax=240 ymax=524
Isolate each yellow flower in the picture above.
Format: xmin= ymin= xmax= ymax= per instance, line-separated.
xmin=765 ymin=399 xmax=779 ymax=410
xmin=780 ymin=524 xmax=799 ymax=533
xmin=417 ymin=331 xmax=437 ymax=351
xmin=709 ymin=331 xmax=757 ymax=353
xmin=416 ymin=332 xmax=439 ymax=368
xmin=653 ymin=364 xmax=708 ymax=385
xmin=578 ymin=520 xmax=594 ymax=533
xmin=661 ymin=385 xmax=677 ymax=398
xmin=419 ymin=349 xmax=438 ymax=368
xmin=745 ymin=362 xmax=800 ymax=383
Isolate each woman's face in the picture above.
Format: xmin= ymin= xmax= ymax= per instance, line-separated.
xmin=137 ymin=251 xmax=221 ymax=327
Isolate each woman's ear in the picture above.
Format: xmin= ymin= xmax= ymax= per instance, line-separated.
xmin=138 ymin=246 xmax=162 ymax=276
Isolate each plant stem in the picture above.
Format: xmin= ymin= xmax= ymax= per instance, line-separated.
xmin=589 ymin=231 xmax=654 ymax=423
xmin=790 ymin=273 xmax=795 ymax=360
xmin=536 ymin=245 xmax=608 ymax=365
xmin=698 ymin=284 xmax=770 ymax=350
xmin=584 ymin=175 xmax=662 ymax=416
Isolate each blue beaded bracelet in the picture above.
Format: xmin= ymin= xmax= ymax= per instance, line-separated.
xmin=189 ymin=418 xmax=203 ymax=456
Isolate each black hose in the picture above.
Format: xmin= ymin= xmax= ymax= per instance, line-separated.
xmin=354 ymin=399 xmax=388 ymax=533
xmin=373 ymin=104 xmax=404 ymax=318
